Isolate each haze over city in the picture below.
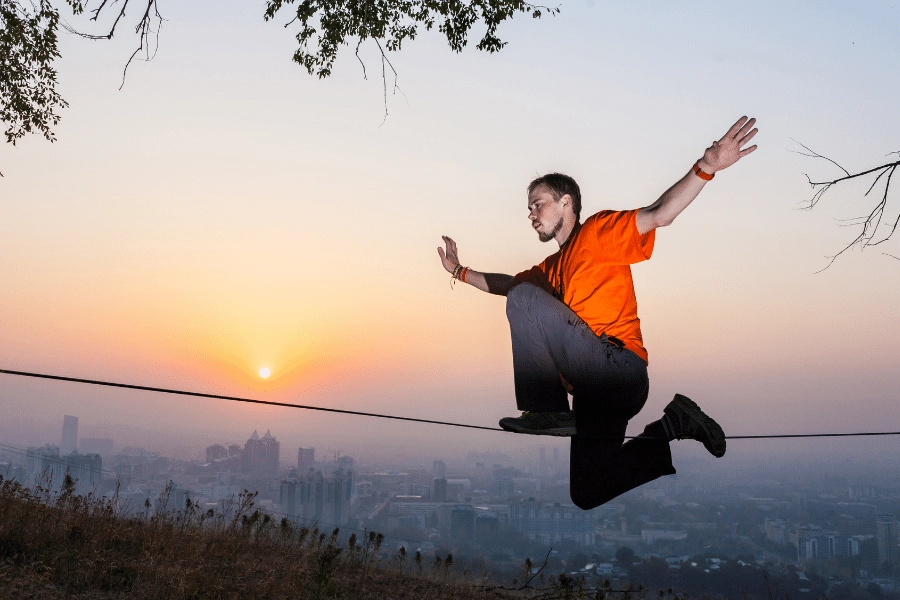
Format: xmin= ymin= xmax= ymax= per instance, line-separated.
xmin=1 ymin=0 xmax=898 ymax=491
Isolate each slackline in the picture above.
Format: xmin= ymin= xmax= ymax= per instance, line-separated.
xmin=2 ymin=368 xmax=900 ymax=441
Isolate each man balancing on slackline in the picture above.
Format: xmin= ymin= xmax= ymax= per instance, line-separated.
xmin=437 ymin=116 xmax=758 ymax=509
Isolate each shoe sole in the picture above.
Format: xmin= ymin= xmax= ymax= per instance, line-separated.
xmin=499 ymin=419 xmax=575 ymax=437
xmin=667 ymin=394 xmax=726 ymax=458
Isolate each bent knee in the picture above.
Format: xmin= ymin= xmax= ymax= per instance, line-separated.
xmin=570 ymin=482 xmax=617 ymax=511
xmin=507 ymin=282 xmax=536 ymax=302
xmin=570 ymin=487 xmax=602 ymax=511
xmin=506 ymin=282 xmax=539 ymax=314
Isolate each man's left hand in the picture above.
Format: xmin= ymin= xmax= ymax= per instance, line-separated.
xmin=697 ymin=116 xmax=758 ymax=174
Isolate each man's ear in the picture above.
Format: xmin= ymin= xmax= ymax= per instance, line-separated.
xmin=560 ymin=194 xmax=572 ymax=208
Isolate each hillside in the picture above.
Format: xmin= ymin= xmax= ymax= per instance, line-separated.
xmin=0 ymin=477 xmax=607 ymax=599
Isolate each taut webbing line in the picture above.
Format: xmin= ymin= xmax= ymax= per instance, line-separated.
xmin=2 ymin=368 xmax=900 ymax=440
xmin=0 ymin=368 xmax=502 ymax=432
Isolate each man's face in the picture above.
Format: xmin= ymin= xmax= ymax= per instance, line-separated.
xmin=527 ymin=185 xmax=566 ymax=243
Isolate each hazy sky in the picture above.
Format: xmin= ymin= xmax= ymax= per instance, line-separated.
xmin=1 ymin=0 xmax=898 ymax=468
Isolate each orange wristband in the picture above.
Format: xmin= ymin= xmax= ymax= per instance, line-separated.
xmin=693 ymin=162 xmax=714 ymax=181
xmin=460 ymin=267 xmax=469 ymax=283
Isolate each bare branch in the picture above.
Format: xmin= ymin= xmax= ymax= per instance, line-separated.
xmin=354 ymin=37 xmax=367 ymax=80
xmin=790 ymin=138 xmax=850 ymax=177
xmin=60 ymin=0 xmax=163 ymax=89
xmin=373 ymin=38 xmax=402 ymax=126
xmin=795 ymin=141 xmax=900 ymax=270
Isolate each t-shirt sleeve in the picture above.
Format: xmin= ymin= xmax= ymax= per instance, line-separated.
xmin=512 ymin=262 xmax=555 ymax=296
xmin=584 ymin=209 xmax=655 ymax=264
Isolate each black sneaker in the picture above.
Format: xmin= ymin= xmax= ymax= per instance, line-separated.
xmin=499 ymin=411 xmax=576 ymax=437
xmin=662 ymin=394 xmax=726 ymax=457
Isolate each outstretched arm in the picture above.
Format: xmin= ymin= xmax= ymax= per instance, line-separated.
xmin=437 ymin=236 xmax=516 ymax=296
xmin=636 ymin=116 xmax=758 ymax=235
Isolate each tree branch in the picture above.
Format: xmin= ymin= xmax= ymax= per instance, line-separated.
xmin=60 ymin=0 xmax=163 ymax=89
xmin=265 ymin=0 xmax=559 ymax=121
xmin=794 ymin=142 xmax=900 ymax=270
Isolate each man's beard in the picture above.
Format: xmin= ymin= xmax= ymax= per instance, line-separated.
xmin=538 ymin=215 xmax=564 ymax=243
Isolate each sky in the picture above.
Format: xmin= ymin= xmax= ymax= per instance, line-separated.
xmin=1 ymin=0 xmax=898 ymax=469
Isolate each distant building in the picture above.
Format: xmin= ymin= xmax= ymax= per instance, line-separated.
xmin=450 ymin=504 xmax=475 ymax=542
xmin=433 ymin=478 xmax=447 ymax=502
xmin=474 ymin=509 xmax=499 ymax=539
xmin=79 ymin=438 xmax=114 ymax=455
xmin=765 ymin=518 xmax=790 ymax=544
xmin=112 ymin=448 xmax=168 ymax=482
xmin=297 ymin=447 xmax=315 ymax=471
xmin=509 ymin=499 xmax=603 ymax=545
xmin=445 ymin=479 xmax=471 ymax=502
xmin=432 ymin=460 xmax=446 ymax=479
xmin=828 ymin=535 xmax=860 ymax=558
xmin=494 ymin=476 xmax=515 ymax=500
xmin=61 ymin=415 xmax=78 ymax=455
xmin=849 ymin=485 xmax=878 ymax=498
xmin=62 ymin=452 xmax=102 ymax=495
xmin=770 ymin=518 xmax=862 ymax=562
xmin=242 ymin=430 xmax=280 ymax=475
xmin=156 ymin=482 xmax=191 ymax=513
xmin=206 ymin=444 xmax=227 ymax=463
xmin=336 ymin=455 xmax=353 ymax=472
xmin=26 ymin=444 xmax=61 ymax=482
xmin=876 ymin=514 xmax=897 ymax=564
xmin=278 ymin=467 xmax=353 ymax=526
xmin=642 ymin=529 xmax=688 ymax=544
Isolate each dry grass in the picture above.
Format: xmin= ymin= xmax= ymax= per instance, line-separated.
xmin=0 ymin=476 xmax=531 ymax=600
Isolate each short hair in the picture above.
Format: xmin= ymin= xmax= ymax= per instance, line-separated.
xmin=527 ymin=173 xmax=582 ymax=222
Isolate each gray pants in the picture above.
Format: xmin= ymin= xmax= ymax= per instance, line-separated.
xmin=507 ymin=283 xmax=675 ymax=509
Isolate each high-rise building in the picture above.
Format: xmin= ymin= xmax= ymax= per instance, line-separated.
xmin=279 ymin=470 xmax=302 ymax=518
xmin=63 ymin=452 xmax=102 ymax=495
xmin=278 ymin=468 xmax=352 ymax=525
xmin=336 ymin=455 xmax=353 ymax=472
xmin=261 ymin=430 xmax=279 ymax=473
xmin=433 ymin=478 xmax=447 ymax=502
xmin=61 ymin=415 xmax=79 ymax=455
xmin=298 ymin=447 xmax=315 ymax=471
xmin=494 ymin=476 xmax=515 ymax=500
xmin=242 ymin=430 xmax=280 ymax=475
xmin=876 ymin=514 xmax=897 ymax=564
xmin=26 ymin=444 xmax=60 ymax=480
xmin=450 ymin=505 xmax=475 ymax=542
xmin=432 ymin=460 xmax=446 ymax=479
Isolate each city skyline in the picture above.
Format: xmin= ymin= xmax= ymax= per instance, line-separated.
xmin=1 ymin=2 xmax=899 ymax=469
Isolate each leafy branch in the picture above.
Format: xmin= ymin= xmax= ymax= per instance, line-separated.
xmin=0 ymin=0 xmax=66 ymax=156
xmin=264 ymin=0 xmax=558 ymax=120
xmin=1 ymin=0 xmax=558 ymax=175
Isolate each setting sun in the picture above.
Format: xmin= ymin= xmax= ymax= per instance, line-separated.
xmin=259 ymin=367 xmax=271 ymax=379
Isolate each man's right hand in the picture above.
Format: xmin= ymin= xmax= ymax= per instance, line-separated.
xmin=437 ymin=235 xmax=461 ymax=274
xmin=437 ymin=235 xmax=515 ymax=295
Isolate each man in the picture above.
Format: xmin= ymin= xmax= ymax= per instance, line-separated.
xmin=437 ymin=117 xmax=758 ymax=509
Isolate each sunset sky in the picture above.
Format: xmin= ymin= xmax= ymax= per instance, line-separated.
xmin=1 ymin=0 xmax=898 ymax=467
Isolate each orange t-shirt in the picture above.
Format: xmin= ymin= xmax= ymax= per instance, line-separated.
xmin=513 ymin=209 xmax=655 ymax=363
